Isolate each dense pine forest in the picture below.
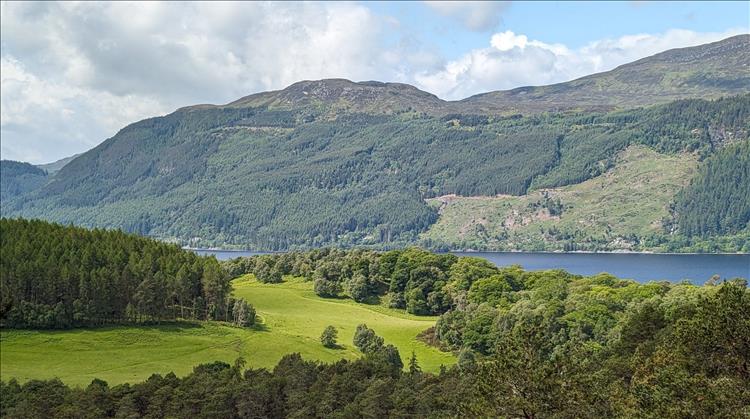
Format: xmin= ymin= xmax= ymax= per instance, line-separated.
xmin=674 ymin=140 xmax=750 ymax=237
xmin=0 ymin=219 xmax=253 ymax=328
xmin=2 ymin=245 xmax=748 ymax=417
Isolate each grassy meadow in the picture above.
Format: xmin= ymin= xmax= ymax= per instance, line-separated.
xmin=0 ymin=275 xmax=454 ymax=387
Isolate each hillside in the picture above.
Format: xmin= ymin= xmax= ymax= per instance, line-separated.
xmin=2 ymin=36 xmax=749 ymax=251
xmin=0 ymin=153 xmax=80 ymax=201
xmin=5 ymin=95 xmax=747 ymax=251
xmin=36 ymin=153 xmax=82 ymax=174
xmin=224 ymin=79 xmax=451 ymax=116
xmin=462 ymin=34 xmax=750 ymax=114
xmin=674 ymin=141 xmax=750 ymax=237
xmin=0 ymin=161 xmax=48 ymax=202
xmin=187 ymin=35 xmax=750 ymax=116
xmin=421 ymin=146 xmax=701 ymax=251
xmin=0 ymin=276 xmax=453 ymax=386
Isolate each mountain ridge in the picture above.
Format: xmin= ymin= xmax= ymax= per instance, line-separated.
xmin=461 ymin=34 xmax=750 ymax=113
xmin=178 ymin=34 xmax=750 ymax=116
xmin=2 ymin=36 xmax=749 ymax=252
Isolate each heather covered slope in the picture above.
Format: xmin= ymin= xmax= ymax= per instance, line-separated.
xmin=190 ymin=35 xmax=750 ymax=116
xmin=224 ymin=79 xmax=451 ymax=116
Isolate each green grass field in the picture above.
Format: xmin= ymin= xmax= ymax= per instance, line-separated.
xmin=0 ymin=276 xmax=454 ymax=387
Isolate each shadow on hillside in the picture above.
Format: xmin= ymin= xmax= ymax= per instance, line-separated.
xmin=20 ymin=320 xmax=207 ymax=333
xmin=324 ymin=343 xmax=346 ymax=350
xmin=318 ymin=294 xmax=383 ymax=305
xmin=26 ymin=320 xmax=275 ymax=333
xmin=359 ymin=295 xmax=382 ymax=305
xmin=246 ymin=322 xmax=270 ymax=332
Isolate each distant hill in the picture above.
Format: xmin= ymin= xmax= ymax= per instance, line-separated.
xmin=179 ymin=35 xmax=750 ymax=117
xmin=224 ymin=79 xmax=451 ymax=115
xmin=36 ymin=153 xmax=82 ymax=174
xmin=0 ymin=161 xmax=48 ymax=202
xmin=461 ymin=34 xmax=750 ymax=114
xmin=0 ymin=153 xmax=80 ymax=202
xmin=3 ymin=36 xmax=749 ymax=252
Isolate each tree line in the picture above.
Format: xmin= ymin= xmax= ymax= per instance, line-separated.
xmin=0 ymin=218 xmax=254 ymax=329
xmin=223 ymin=248 xmax=461 ymax=316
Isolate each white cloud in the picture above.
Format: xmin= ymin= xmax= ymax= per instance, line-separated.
xmin=424 ymin=1 xmax=510 ymax=32
xmin=1 ymin=56 xmax=166 ymax=163
xmin=415 ymin=28 xmax=746 ymax=100
xmin=1 ymin=2 xmax=406 ymax=104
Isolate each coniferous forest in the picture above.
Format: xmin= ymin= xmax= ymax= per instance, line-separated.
xmin=674 ymin=140 xmax=750 ymax=237
xmin=0 ymin=219 xmax=247 ymax=328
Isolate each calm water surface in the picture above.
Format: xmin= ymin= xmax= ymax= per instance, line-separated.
xmin=193 ymin=249 xmax=749 ymax=284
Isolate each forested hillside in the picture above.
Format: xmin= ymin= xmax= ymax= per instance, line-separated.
xmin=674 ymin=140 xmax=750 ymax=237
xmin=0 ymin=161 xmax=48 ymax=202
xmin=2 ymin=36 xmax=749 ymax=252
xmin=3 ymin=95 xmax=747 ymax=251
xmin=3 ymin=247 xmax=748 ymax=418
xmin=0 ymin=218 xmax=242 ymax=328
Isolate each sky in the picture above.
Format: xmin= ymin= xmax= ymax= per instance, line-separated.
xmin=1 ymin=1 xmax=748 ymax=164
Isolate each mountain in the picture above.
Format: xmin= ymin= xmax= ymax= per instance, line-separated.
xmin=0 ymin=153 xmax=82 ymax=202
xmin=0 ymin=161 xmax=48 ymax=202
xmin=178 ymin=35 xmax=750 ymax=117
xmin=461 ymin=34 xmax=750 ymax=114
xmin=36 ymin=153 xmax=82 ymax=174
xmin=224 ymin=79 xmax=451 ymax=115
xmin=2 ymin=36 xmax=749 ymax=252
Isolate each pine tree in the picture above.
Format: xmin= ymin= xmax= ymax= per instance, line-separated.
xmin=408 ymin=351 xmax=421 ymax=374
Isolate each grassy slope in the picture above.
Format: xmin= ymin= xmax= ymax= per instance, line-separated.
xmin=422 ymin=146 xmax=698 ymax=251
xmin=0 ymin=276 xmax=453 ymax=387
xmin=233 ymin=276 xmax=453 ymax=370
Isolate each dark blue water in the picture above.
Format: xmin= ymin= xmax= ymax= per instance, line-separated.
xmin=193 ymin=249 xmax=749 ymax=284
xmin=452 ymin=252 xmax=749 ymax=283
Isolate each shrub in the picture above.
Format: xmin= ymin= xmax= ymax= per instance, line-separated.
xmin=320 ymin=325 xmax=338 ymax=348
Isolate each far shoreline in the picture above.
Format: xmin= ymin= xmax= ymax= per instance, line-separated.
xmin=184 ymin=247 xmax=750 ymax=256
